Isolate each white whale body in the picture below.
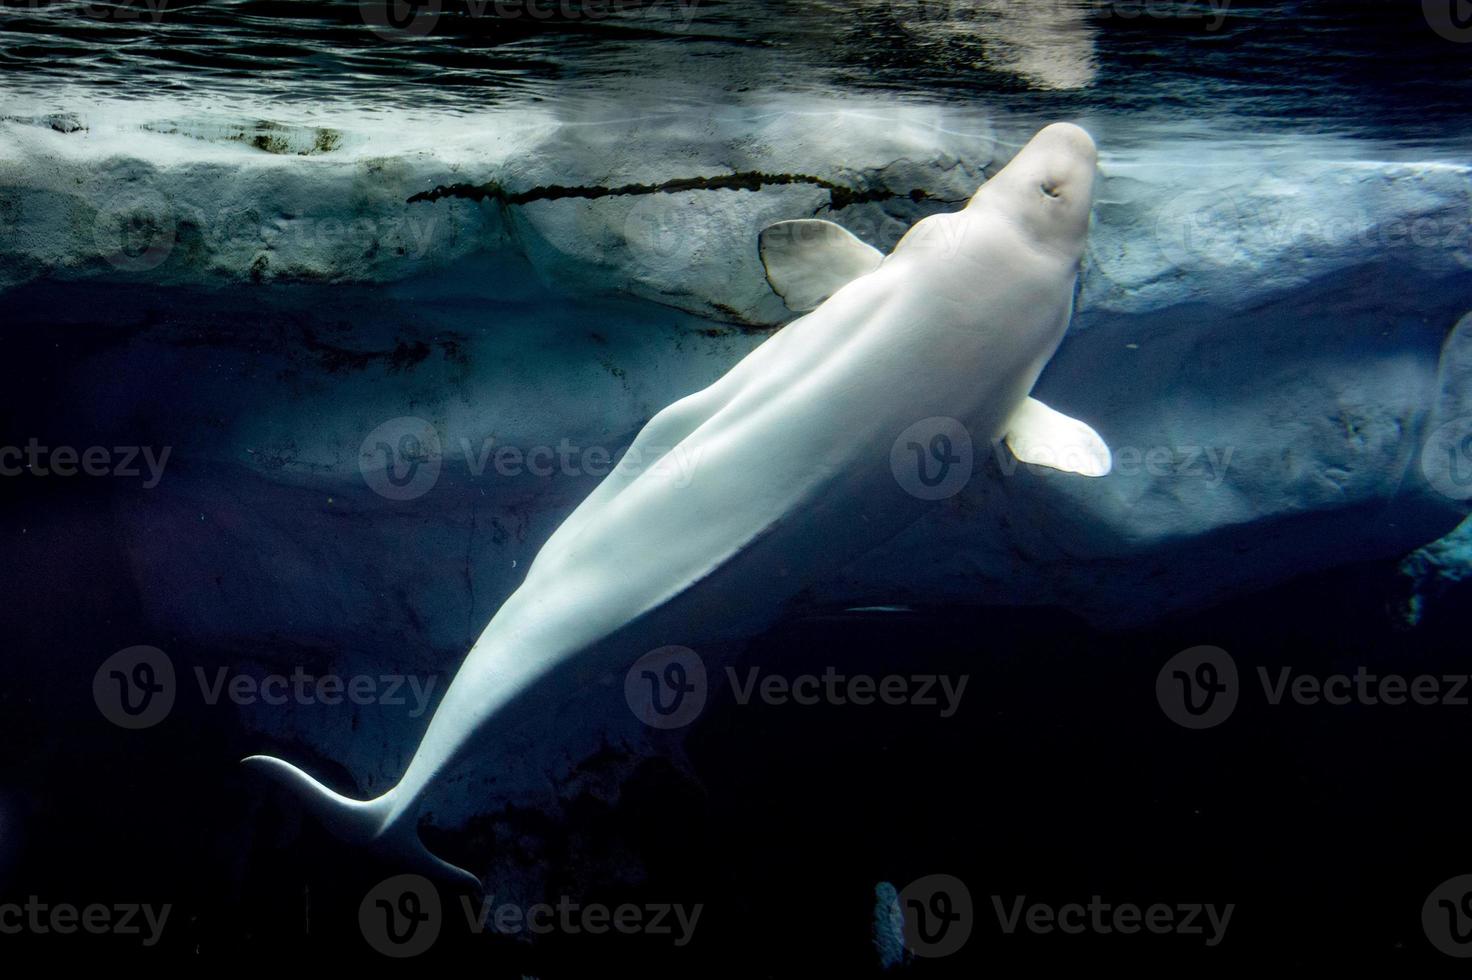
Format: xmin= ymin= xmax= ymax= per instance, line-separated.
xmin=244 ymin=122 xmax=1111 ymax=885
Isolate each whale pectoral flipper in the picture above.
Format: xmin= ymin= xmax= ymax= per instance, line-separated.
xmin=759 ymin=219 xmax=884 ymax=311
xmin=1004 ymin=396 xmax=1112 ymax=477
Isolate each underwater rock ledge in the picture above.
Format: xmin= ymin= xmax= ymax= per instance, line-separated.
xmin=3 ymin=98 xmax=1470 ymax=637
xmin=2 ymin=98 xmax=1470 ymax=325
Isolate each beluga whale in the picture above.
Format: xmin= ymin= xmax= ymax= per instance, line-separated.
xmin=245 ymin=122 xmax=1112 ymax=886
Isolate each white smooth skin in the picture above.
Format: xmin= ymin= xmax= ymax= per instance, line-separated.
xmin=244 ymin=123 xmax=1100 ymax=886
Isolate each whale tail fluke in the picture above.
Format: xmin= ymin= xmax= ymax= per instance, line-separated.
xmin=241 ymin=754 xmax=481 ymax=891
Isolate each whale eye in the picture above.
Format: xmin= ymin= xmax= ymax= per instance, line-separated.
xmin=1040 ymin=182 xmax=1061 ymax=199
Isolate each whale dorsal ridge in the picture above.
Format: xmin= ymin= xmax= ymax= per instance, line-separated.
xmin=1005 ymin=396 xmax=1112 ymax=477
xmin=758 ymin=219 xmax=884 ymax=312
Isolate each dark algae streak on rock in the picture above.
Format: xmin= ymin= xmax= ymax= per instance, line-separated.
xmin=407 ymin=172 xmax=956 ymax=211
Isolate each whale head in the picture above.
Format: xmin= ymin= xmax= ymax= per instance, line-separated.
xmin=972 ymin=122 xmax=1098 ymax=262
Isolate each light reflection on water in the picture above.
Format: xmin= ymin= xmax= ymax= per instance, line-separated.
xmin=0 ymin=0 xmax=1468 ymax=147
